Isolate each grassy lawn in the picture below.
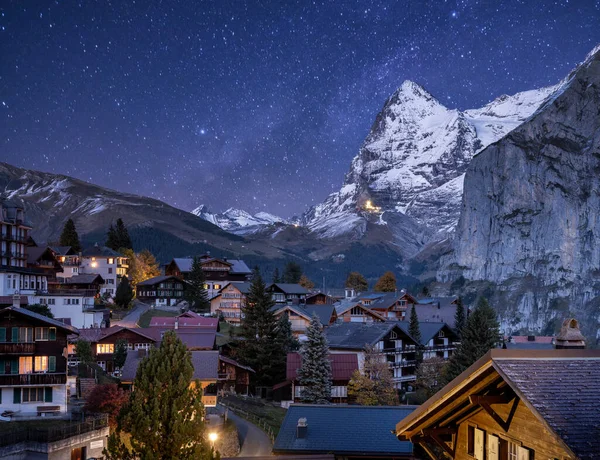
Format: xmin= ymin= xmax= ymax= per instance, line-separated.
xmin=222 ymin=394 xmax=287 ymax=437
xmin=138 ymin=309 xmax=179 ymax=328
xmin=217 ymin=321 xmax=240 ymax=347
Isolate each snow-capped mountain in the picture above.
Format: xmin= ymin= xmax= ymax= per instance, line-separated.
xmin=304 ymin=80 xmax=558 ymax=248
xmin=191 ymin=204 xmax=287 ymax=235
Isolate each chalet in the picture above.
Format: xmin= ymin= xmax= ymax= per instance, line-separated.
xmin=394 ymin=348 xmax=600 ymax=460
xmin=367 ymin=292 xmax=419 ymax=321
xmin=397 ymin=322 xmax=459 ymax=360
xmin=26 ymin=245 xmax=63 ymax=282
xmin=306 ymin=292 xmax=335 ymax=305
xmin=50 ymin=246 xmax=80 ymax=279
xmin=335 ymin=301 xmax=387 ymax=323
xmin=165 ymin=255 xmax=251 ymax=298
xmin=285 ymin=352 xmax=358 ymax=403
xmin=267 ymin=283 xmax=309 ymax=306
xmin=69 ymin=326 xmax=156 ymax=374
xmin=272 ymin=304 xmax=337 ymax=340
xmin=30 ymin=274 xmax=106 ymax=329
xmin=273 ymin=405 xmax=415 ymax=459
xmin=210 ymin=282 xmax=252 ymax=325
xmin=148 ymin=314 xmax=218 ymax=330
xmin=324 ymin=322 xmax=419 ymax=389
xmin=136 ymin=275 xmax=186 ymax=307
xmin=79 ymin=244 xmax=129 ymax=296
xmin=0 ymin=200 xmax=30 ymax=271
xmin=0 ymin=305 xmax=79 ymax=417
xmin=218 ymin=354 xmax=254 ymax=395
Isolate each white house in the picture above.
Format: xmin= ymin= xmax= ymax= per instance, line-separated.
xmin=80 ymin=244 xmax=128 ymax=296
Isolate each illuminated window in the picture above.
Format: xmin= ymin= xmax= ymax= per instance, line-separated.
xmin=96 ymin=344 xmax=115 ymax=354
xmin=214 ymin=284 xmax=221 ymax=290
xmin=34 ymin=356 xmax=48 ymax=372
xmin=108 ymin=258 xmax=114 ymax=264
xmin=19 ymin=357 xmax=33 ymax=374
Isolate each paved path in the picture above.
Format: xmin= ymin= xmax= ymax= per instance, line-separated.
xmin=217 ymin=405 xmax=273 ymax=457
xmin=112 ymin=300 xmax=149 ymax=328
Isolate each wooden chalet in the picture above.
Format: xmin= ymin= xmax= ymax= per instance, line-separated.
xmin=395 ymin=348 xmax=600 ymax=460
xmin=210 ymin=282 xmax=251 ymax=325
xmin=135 ymin=275 xmax=186 ymax=307
xmin=334 ymin=302 xmax=387 ymax=323
xmin=367 ymin=291 xmax=419 ymax=320
xmin=26 ymin=245 xmax=63 ymax=282
xmin=272 ymin=304 xmax=337 ymax=339
xmin=267 ymin=283 xmax=309 ymax=306
xmin=306 ymin=292 xmax=335 ymax=305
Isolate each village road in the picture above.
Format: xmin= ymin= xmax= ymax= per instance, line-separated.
xmin=217 ymin=405 xmax=273 ymax=457
xmin=112 ymin=300 xmax=149 ymax=328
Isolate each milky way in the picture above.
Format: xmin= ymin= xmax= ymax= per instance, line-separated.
xmin=1 ymin=1 xmax=600 ymax=217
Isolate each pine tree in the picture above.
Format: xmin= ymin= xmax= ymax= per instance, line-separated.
xmin=24 ymin=304 xmax=54 ymax=318
xmin=297 ymin=315 xmax=332 ymax=404
xmin=298 ymin=274 xmax=315 ymax=290
xmin=237 ymin=269 xmax=283 ymax=386
xmin=345 ymin=271 xmax=368 ymax=292
xmin=75 ymin=340 xmax=93 ymax=365
xmin=454 ymin=296 xmax=466 ymax=339
xmin=115 ymin=218 xmax=133 ymax=250
xmin=347 ymin=345 xmax=398 ymax=405
xmin=115 ymin=276 xmax=134 ymax=308
xmin=113 ymin=339 xmax=128 ymax=369
xmin=184 ymin=256 xmax=210 ymax=313
xmin=272 ymin=267 xmax=282 ymax=283
xmin=374 ymin=271 xmax=397 ymax=292
xmin=444 ymin=297 xmax=500 ymax=384
xmin=409 ymin=305 xmax=423 ymax=362
xmin=59 ymin=218 xmax=81 ymax=252
xmin=273 ymin=312 xmax=299 ymax=383
xmin=282 ymin=261 xmax=302 ymax=283
xmin=106 ymin=224 xmax=119 ymax=251
xmin=104 ymin=331 xmax=217 ymax=460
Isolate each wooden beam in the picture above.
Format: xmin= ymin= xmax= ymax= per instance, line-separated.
xmin=469 ymin=394 xmax=512 ymax=405
xmin=412 ymin=435 xmax=452 ymax=460
xmin=422 ymin=428 xmax=457 ymax=458
xmin=470 ymin=394 xmax=520 ymax=432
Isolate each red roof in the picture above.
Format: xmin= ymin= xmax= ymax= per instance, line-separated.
xmin=148 ymin=316 xmax=218 ymax=330
xmin=286 ymin=352 xmax=358 ymax=381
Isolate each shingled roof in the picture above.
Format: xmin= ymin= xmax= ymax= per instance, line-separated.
xmin=324 ymin=322 xmax=415 ymax=350
xmin=286 ymin=353 xmax=358 ymax=381
xmin=274 ymin=405 xmax=415 ymax=457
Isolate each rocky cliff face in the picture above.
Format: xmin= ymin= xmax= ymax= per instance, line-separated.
xmin=304 ymin=81 xmax=556 ymax=248
xmin=442 ymin=45 xmax=600 ymax=335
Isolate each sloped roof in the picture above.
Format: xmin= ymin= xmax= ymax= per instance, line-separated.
xmin=50 ymin=246 xmax=75 ymax=256
xmin=64 ymin=273 xmax=105 ymax=284
xmin=324 ymin=322 xmax=413 ymax=350
xmin=2 ymin=306 xmax=79 ymax=335
xmin=82 ymin=245 xmax=122 ymax=257
xmin=274 ymin=405 xmax=415 ymax=456
xmin=219 ymin=355 xmax=255 ymax=373
xmin=302 ymin=305 xmax=336 ymax=325
xmin=137 ymin=275 xmax=182 ymax=286
xmin=27 ymin=246 xmax=56 ymax=265
xmin=228 ymin=259 xmax=251 ymax=274
xmin=190 ymin=350 xmax=220 ymax=380
xmin=143 ymin=328 xmax=216 ymax=350
xmin=396 ymin=321 xmax=456 ymax=346
xmin=286 ymin=353 xmax=358 ymax=381
xmin=217 ymin=282 xmax=253 ymax=295
xmin=269 ymin=283 xmax=310 ymax=295
xmin=120 ymin=349 xmax=148 ymax=382
xmin=70 ymin=326 xmax=156 ymax=343
xmin=171 ymin=258 xmax=250 ymax=274
xmin=334 ymin=302 xmax=387 ymax=321
xmin=148 ymin=316 xmax=218 ymax=329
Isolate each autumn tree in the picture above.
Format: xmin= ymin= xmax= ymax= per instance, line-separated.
xmin=444 ymin=297 xmax=500 ymax=384
xmin=104 ymin=331 xmax=217 ymax=460
xmin=283 ymin=261 xmax=302 ymax=283
xmin=84 ymin=384 xmax=129 ymax=427
xmin=374 ymin=271 xmax=397 ymax=292
xmin=184 ymin=256 xmax=210 ymax=313
xmin=345 ymin=271 xmax=368 ymax=292
xmin=59 ymin=218 xmax=81 ymax=252
xmin=297 ymin=315 xmax=331 ymax=404
xmin=416 ymin=356 xmax=446 ymax=398
xmin=122 ymin=248 xmax=161 ymax=288
xmin=298 ymin=274 xmax=315 ymax=290
xmin=347 ymin=345 xmax=398 ymax=405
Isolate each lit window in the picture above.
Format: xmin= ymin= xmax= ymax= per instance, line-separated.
xmin=214 ymin=284 xmax=221 ymax=290
xmin=34 ymin=356 xmax=48 ymax=372
xmin=108 ymin=258 xmax=114 ymax=264
xmin=97 ymin=344 xmax=115 ymax=354
xmin=19 ymin=357 xmax=33 ymax=374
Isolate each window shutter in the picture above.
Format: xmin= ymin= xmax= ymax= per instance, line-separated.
xmin=487 ymin=434 xmax=499 ymax=460
xmin=10 ymin=359 xmax=18 ymax=375
xmin=11 ymin=327 xmax=18 ymax=343
xmin=0 ymin=359 xmax=4 ymax=375
xmin=49 ymin=328 xmax=56 ymax=341
xmin=474 ymin=428 xmax=485 ymax=460
xmin=0 ymin=327 xmax=6 ymax=342
xmin=44 ymin=387 xmax=53 ymax=402
xmin=49 ymin=356 xmax=56 ymax=372
xmin=517 ymin=446 xmax=530 ymax=460
xmin=13 ymin=388 xmax=20 ymax=404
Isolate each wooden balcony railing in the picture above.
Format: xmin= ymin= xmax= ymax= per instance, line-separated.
xmin=0 ymin=343 xmax=35 ymax=354
xmin=0 ymin=373 xmax=67 ymax=386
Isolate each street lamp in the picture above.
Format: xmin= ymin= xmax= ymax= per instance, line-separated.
xmin=209 ymin=432 xmax=218 ymax=448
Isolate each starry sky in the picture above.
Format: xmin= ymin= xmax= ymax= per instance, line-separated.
xmin=2 ymin=1 xmax=600 ymax=218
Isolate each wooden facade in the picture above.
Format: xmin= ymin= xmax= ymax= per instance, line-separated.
xmin=395 ymin=349 xmax=600 ymax=459
xmin=136 ymin=275 xmax=186 ymax=306
xmin=210 ymin=282 xmax=249 ymax=325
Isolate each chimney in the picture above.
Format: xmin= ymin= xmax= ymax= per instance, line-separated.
xmin=296 ymin=418 xmax=308 ymax=439
xmin=12 ymin=294 xmax=21 ymax=308
xmin=555 ymin=318 xmax=586 ymax=349
xmin=174 ymin=317 xmax=179 ymax=330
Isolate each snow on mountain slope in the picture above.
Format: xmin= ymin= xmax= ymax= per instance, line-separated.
xmin=304 ymin=80 xmax=557 ymax=244
xmin=191 ymin=204 xmax=287 ymax=235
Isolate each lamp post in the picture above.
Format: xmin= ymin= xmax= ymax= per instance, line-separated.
xmin=209 ymin=432 xmax=218 ymax=449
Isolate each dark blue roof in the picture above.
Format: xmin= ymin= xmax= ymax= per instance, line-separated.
xmin=273 ymin=405 xmax=415 ymax=456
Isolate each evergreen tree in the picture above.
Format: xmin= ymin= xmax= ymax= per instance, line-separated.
xmin=24 ymin=304 xmax=54 ymax=318
xmin=282 ymin=261 xmax=302 ymax=283
xmin=59 ymin=218 xmax=81 ymax=252
xmin=273 ymin=312 xmax=300 ymax=383
xmin=115 ymin=218 xmax=133 ymax=250
xmin=374 ymin=271 xmax=397 ymax=292
xmin=454 ymin=296 xmax=466 ymax=339
xmin=347 ymin=345 xmax=398 ymax=406
xmin=104 ymin=331 xmax=217 ymax=460
xmin=115 ymin=276 xmax=134 ymax=308
xmin=345 ymin=271 xmax=368 ymax=292
xmin=272 ymin=267 xmax=282 ymax=283
xmin=444 ymin=297 xmax=500 ymax=384
xmin=75 ymin=340 xmax=93 ymax=365
xmin=106 ymin=224 xmax=119 ymax=251
xmin=297 ymin=315 xmax=332 ymax=404
xmin=113 ymin=339 xmax=128 ymax=370
xmin=298 ymin=274 xmax=315 ymax=290
xmin=409 ymin=305 xmax=423 ymax=362
xmin=184 ymin=256 xmax=210 ymax=313
xmin=237 ymin=269 xmax=283 ymax=386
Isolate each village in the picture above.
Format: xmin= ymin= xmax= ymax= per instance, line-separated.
xmin=0 ymin=198 xmax=598 ymax=460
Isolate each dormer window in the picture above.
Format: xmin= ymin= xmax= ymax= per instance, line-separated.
xmin=390 ymin=331 xmax=397 ymax=339
xmin=439 ymin=330 xmax=445 ymax=338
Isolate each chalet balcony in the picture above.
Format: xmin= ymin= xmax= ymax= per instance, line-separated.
xmin=37 ymin=289 xmax=98 ymax=297
xmin=389 ymin=360 xmax=417 ymax=368
xmin=0 ymin=343 xmax=35 ymax=354
xmin=0 ymin=373 xmax=67 ymax=386
xmin=392 ymin=375 xmax=417 ymax=383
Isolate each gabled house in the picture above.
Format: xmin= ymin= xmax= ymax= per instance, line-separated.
xmin=285 ymin=352 xmax=358 ymax=403
xmin=335 ymin=301 xmax=387 ymax=323
xmin=395 ymin=348 xmax=600 ymax=460
xmin=79 ymin=244 xmax=128 ymax=296
xmin=209 ymin=282 xmax=252 ymax=325
xmin=0 ymin=305 xmax=79 ymax=417
xmin=367 ymin=292 xmax=419 ymax=320
xmin=306 ymin=292 xmax=335 ymax=305
xmin=267 ymin=283 xmax=309 ymax=306
xmin=272 ymin=304 xmax=337 ymax=340
xmin=165 ymin=255 xmax=251 ymax=298
xmin=274 ymin=405 xmax=415 ymax=459
xmin=397 ymin=322 xmax=459 ymax=360
xmin=50 ymin=246 xmax=80 ymax=279
xmin=26 ymin=246 xmax=63 ymax=282
xmin=148 ymin=314 xmax=218 ymax=330
xmin=136 ymin=275 xmax=186 ymax=307
xmin=324 ymin=322 xmax=419 ymax=389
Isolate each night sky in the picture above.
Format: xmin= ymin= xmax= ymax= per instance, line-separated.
xmin=2 ymin=1 xmax=600 ymax=218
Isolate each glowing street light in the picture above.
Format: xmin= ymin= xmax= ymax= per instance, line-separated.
xmin=209 ymin=432 xmax=218 ymax=448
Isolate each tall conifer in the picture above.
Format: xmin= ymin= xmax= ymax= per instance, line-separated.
xmin=297 ymin=315 xmax=332 ymax=404
xmin=184 ymin=256 xmax=210 ymax=312
xmin=454 ymin=296 xmax=466 ymax=339
xmin=59 ymin=218 xmax=81 ymax=252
